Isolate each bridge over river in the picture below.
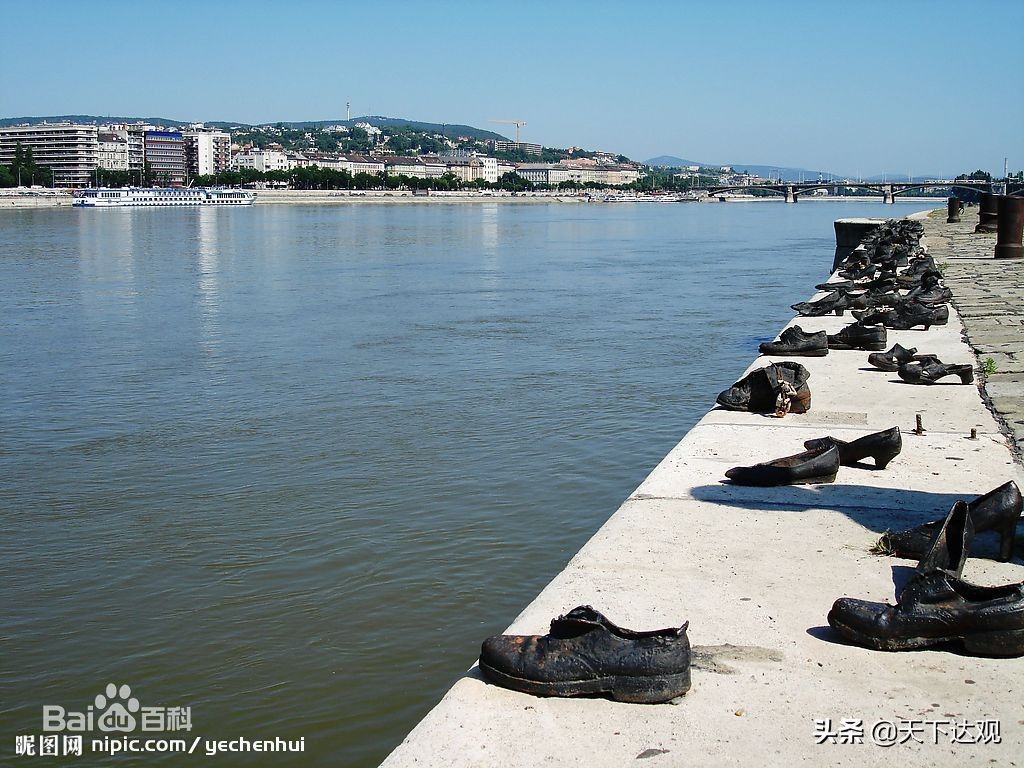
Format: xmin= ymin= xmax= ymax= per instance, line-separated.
xmin=699 ymin=178 xmax=1005 ymax=203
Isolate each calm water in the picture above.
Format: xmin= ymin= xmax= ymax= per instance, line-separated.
xmin=0 ymin=200 xmax=929 ymax=766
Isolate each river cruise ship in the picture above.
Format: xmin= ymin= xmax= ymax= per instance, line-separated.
xmin=73 ymin=187 xmax=256 ymax=207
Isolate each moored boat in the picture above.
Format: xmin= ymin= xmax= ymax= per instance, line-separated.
xmin=73 ymin=187 xmax=255 ymax=207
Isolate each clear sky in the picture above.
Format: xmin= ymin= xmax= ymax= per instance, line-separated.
xmin=2 ymin=0 xmax=1020 ymax=177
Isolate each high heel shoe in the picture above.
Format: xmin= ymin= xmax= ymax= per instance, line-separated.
xmin=916 ymin=500 xmax=973 ymax=577
xmin=877 ymin=481 xmax=1022 ymax=563
xmin=791 ymin=291 xmax=849 ymax=317
xmin=897 ymin=360 xmax=973 ymax=385
xmin=866 ymin=344 xmax=939 ymax=372
xmin=803 ymin=426 xmax=901 ymax=469
xmin=724 ymin=443 xmax=840 ymax=486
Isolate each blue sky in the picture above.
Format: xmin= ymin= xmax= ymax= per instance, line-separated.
xmin=2 ymin=0 xmax=1020 ymax=176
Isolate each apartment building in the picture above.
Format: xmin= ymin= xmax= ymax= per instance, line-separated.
xmin=144 ymin=131 xmax=186 ymax=185
xmin=0 ymin=123 xmax=99 ymax=187
xmin=232 ymin=149 xmax=292 ymax=173
xmin=183 ymin=129 xmax=231 ymax=176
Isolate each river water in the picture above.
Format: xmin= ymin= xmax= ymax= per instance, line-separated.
xmin=0 ymin=200 xmax=929 ymax=766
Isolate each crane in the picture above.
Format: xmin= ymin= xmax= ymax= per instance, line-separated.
xmin=489 ymin=119 xmax=527 ymax=143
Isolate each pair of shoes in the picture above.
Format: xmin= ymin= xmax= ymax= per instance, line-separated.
xmin=804 ymin=426 xmax=902 ymax=470
xmin=791 ymin=291 xmax=849 ymax=317
xmin=897 ymin=360 xmax=973 ymax=385
xmin=876 ymin=481 xmax=1022 ymax=563
xmin=866 ymin=344 xmax=937 ymax=372
xmin=716 ymin=362 xmax=811 ymax=415
xmin=759 ymin=326 xmax=828 ymax=357
xmin=479 ymin=606 xmax=691 ymax=703
xmin=826 ymin=322 xmax=887 ymax=351
xmin=829 ymin=500 xmax=1024 ymax=656
xmin=853 ymin=300 xmax=949 ymax=330
xmin=725 ymin=427 xmax=901 ymax=486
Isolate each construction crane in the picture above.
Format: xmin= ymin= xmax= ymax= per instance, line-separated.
xmin=489 ymin=119 xmax=527 ymax=143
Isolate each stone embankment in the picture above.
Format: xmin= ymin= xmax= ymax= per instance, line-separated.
xmin=920 ymin=209 xmax=1024 ymax=460
xmin=380 ymin=211 xmax=1024 ymax=768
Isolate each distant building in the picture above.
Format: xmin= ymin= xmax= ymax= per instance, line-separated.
xmin=232 ymin=149 xmax=292 ymax=173
xmin=384 ymin=156 xmax=445 ymax=179
xmin=0 ymin=123 xmax=99 ymax=187
xmin=97 ymin=126 xmax=146 ymax=174
xmin=183 ymin=129 xmax=231 ymax=176
xmin=144 ymin=131 xmax=186 ymax=185
xmin=492 ymin=140 xmax=542 ymax=156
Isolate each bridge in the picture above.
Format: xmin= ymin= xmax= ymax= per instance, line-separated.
xmin=698 ymin=179 xmax=1003 ymax=203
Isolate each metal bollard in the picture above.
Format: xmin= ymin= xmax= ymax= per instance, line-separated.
xmin=947 ymin=196 xmax=961 ymax=223
xmin=975 ymin=192 xmax=999 ymax=233
xmin=995 ymin=194 xmax=1024 ymax=259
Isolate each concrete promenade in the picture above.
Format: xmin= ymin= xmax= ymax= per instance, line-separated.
xmin=381 ymin=216 xmax=1024 ymax=767
xmin=920 ymin=209 xmax=1024 ymax=461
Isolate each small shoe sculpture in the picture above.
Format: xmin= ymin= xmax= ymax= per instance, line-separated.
xmin=876 ymin=481 xmax=1022 ymax=563
xmin=791 ymin=291 xmax=849 ymax=317
xmin=716 ymin=361 xmax=811 ymax=415
xmin=826 ymin=322 xmax=887 ymax=351
xmin=478 ymin=605 xmax=691 ymax=703
xmin=803 ymin=426 xmax=901 ymax=470
xmin=759 ymin=326 xmax=828 ymax=357
xmin=724 ymin=443 xmax=840 ymax=486
xmin=866 ymin=344 xmax=938 ymax=372
xmin=897 ymin=360 xmax=973 ymax=385
xmin=827 ymin=569 xmax=1024 ymax=656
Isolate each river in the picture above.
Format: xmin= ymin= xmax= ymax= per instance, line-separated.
xmin=0 ymin=200 xmax=931 ymax=766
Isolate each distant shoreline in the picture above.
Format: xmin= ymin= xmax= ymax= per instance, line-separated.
xmin=0 ymin=188 xmax=948 ymax=209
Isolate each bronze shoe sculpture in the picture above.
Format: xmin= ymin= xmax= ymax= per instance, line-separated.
xmin=877 ymin=481 xmax=1022 ymax=563
xmin=716 ymin=362 xmax=811 ymax=415
xmin=897 ymin=360 xmax=973 ymax=385
xmin=827 ymin=570 xmax=1024 ymax=656
xmin=866 ymin=344 xmax=938 ymax=372
xmin=725 ymin=443 xmax=839 ymax=486
xmin=802 ymin=426 xmax=901 ymax=470
xmin=759 ymin=326 xmax=828 ymax=357
xmin=826 ymin=322 xmax=887 ymax=351
xmin=479 ymin=606 xmax=691 ymax=703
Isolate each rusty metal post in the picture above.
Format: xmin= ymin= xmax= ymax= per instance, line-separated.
xmin=947 ymin=196 xmax=961 ymax=223
xmin=995 ymin=194 xmax=1024 ymax=259
xmin=976 ymin=192 xmax=999 ymax=232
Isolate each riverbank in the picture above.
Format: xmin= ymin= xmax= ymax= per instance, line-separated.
xmin=380 ymin=215 xmax=1024 ymax=767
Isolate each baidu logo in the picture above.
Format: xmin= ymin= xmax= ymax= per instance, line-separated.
xmin=42 ymin=683 xmax=191 ymax=733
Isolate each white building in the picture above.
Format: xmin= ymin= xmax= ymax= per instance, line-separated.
xmin=232 ymin=149 xmax=292 ymax=173
xmin=183 ymin=130 xmax=232 ymax=176
xmin=0 ymin=123 xmax=99 ymax=187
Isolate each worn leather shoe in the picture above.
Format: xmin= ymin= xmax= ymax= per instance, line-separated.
xmin=479 ymin=606 xmax=691 ymax=703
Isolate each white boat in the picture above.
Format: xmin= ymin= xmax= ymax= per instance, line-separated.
xmin=73 ymin=187 xmax=255 ymax=207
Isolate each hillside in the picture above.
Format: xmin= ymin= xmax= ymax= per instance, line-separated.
xmin=0 ymin=114 xmax=509 ymax=142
